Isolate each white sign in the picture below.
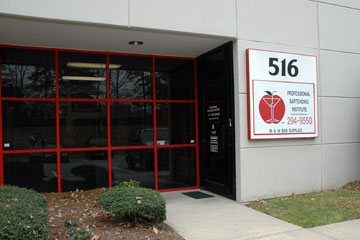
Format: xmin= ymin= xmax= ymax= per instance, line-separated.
xmin=247 ymin=49 xmax=318 ymax=139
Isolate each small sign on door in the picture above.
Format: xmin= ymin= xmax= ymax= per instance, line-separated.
xmin=210 ymin=136 xmax=218 ymax=153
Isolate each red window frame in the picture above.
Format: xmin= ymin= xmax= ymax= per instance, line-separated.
xmin=0 ymin=44 xmax=200 ymax=192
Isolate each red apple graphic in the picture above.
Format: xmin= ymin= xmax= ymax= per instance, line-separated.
xmin=259 ymin=91 xmax=285 ymax=124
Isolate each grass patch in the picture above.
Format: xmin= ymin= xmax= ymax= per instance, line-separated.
xmin=247 ymin=189 xmax=360 ymax=228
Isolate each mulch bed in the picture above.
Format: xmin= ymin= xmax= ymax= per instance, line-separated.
xmin=43 ymin=181 xmax=360 ymax=239
xmin=43 ymin=188 xmax=184 ymax=240
xmin=341 ymin=181 xmax=360 ymax=192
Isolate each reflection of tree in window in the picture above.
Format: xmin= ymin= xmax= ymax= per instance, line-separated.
xmin=1 ymin=48 xmax=55 ymax=98
xmin=110 ymin=70 xmax=152 ymax=99
xmin=2 ymin=64 xmax=55 ymax=98
xmin=109 ymin=55 xmax=152 ymax=100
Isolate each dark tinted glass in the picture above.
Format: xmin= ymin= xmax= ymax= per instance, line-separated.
xmin=59 ymin=52 xmax=106 ymax=99
xmin=60 ymin=151 xmax=108 ymax=191
xmin=157 ymin=147 xmax=196 ymax=189
xmin=111 ymin=149 xmax=154 ymax=188
xmin=200 ymin=50 xmax=228 ymax=185
xmin=4 ymin=153 xmax=58 ymax=192
xmin=2 ymin=101 xmax=56 ymax=150
xmin=110 ymin=55 xmax=152 ymax=99
xmin=155 ymin=58 xmax=194 ymax=100
xmin=1 ymin=47 xmax=55 ymax=98
xmin=110 ymin=102 xmax=153 ymax=146
xmin=156 ymin=103 xmax=195 ymax=145
xmin=202 ymin=51 xmax=227 ymax=102
xmin=59 ymin=102 xmax=107 ymax=148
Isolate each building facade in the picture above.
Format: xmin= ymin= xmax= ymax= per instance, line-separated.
xmin=0 ymin=0 xmax=359 ymax=202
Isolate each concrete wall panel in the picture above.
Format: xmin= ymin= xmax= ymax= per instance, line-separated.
xmin=236 ymin=0 xmax=318 ymax=48
xmin=320 ymin=50 xmax=360 ymax=98
xmin=240 ymin=145 xmax=322 ymax=202
xmin=321 ymin=97 xmax=360 ymax=144
xmin=233 ymin=41 xmax=243 ymax=202
xmin=322 ymin=143 xmax=360 ymax=189
xmin=319 ymin=0 xmax=360 ymax=10
xmin=319 ymin=3 xmax=360 ymax=53
xmin=0 ymin=0 xmax=129 ymax=27
xmin=130 ymin=0 xmax=237 ymax=37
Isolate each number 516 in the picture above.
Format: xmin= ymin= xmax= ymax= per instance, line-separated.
xmin=269 ymin=58 xmax=299 ymax=77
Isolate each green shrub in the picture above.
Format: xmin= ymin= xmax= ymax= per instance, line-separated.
xmin=118 ymin=179 xmax=140 ymax=188
xmin=66 ymin=228 xmax=92 ymax=240
xmin=99 ymin=186 xmax=166 ymax=223
xmin=0 ymin=185 xmax=49 ymax=240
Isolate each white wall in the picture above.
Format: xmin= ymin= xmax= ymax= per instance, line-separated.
xmin=319 ymin=0 xmax=360 ymax=10
xmin=318 ymin=3 xmax=360 ymax=54
xmin=0 ymin=0 xmax=129 ymax=27
xmin=130 ymin=0 xmax=237 ymax=37
xmin=237 ymin=0 xmax=318 ymax=48
xmin=0 ymin=0 xmax=237 ymax=38
xmin=235 ymin=0 xmax=360 ymax=202
xmin=318 ymin=2 xmax=360 ymax=192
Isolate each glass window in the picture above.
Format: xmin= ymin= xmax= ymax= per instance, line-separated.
xmin=59 ymin=52 xmax=107 ymax=99
xmin=2 ymin=101 xmax=56 ymax=150
xmin=59 ymin=102 xmax=107 ymax=148
xmin=1 ymin=47 xmax=55 ymax=98
xmin=110 ymin=55 xmax=152 ymax=99
xmin=110 ymin=102 xmax=153 ymax=147
xmin=4 ymin=153 xmax=58 ymax=192
xmin=0 ymin=47 xmax=200 ymax=193
xmin=157 ymin=147 xmax=196 ymax=190
xmin=156 ymin=103 xmax=195 ymax=145
xmin=111 ymin=149 xmax=154 ymax=188
xmin=60 ymin=151 xmax=108 ymax=191
xmin=155 ymin=58 xmax=194 ymax=100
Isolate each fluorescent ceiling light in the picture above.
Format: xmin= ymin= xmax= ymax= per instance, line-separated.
xmin=66 ymin=62 xmax=121 ymax=69
xmin=62 ymin=76 xmax=106 ymax=81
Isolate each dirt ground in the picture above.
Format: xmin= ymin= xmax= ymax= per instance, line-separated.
xmin=43 ymin=181 xmax=360 ymax=239
xmin=341 ymin=180 xmax=360 ymax=192
xmin=43 ymin=188 xmax=184 ymax=240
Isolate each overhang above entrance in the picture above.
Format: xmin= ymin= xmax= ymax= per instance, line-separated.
xmin=0 ymin=15 xmax=230 ymax=57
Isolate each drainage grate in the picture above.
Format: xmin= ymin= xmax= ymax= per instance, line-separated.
xmin=182 ymin=191 xmax=214 ymax=199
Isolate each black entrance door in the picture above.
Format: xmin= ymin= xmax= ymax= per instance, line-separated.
xmin=197 ymin=42 xmax=235 ymax=199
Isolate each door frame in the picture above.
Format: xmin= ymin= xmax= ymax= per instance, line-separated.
xmin=197 ymin=42 xmax=236 ymax=200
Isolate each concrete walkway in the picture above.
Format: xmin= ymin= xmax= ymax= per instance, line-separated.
xmin=162 ymin=190 xmax=360 ymax=240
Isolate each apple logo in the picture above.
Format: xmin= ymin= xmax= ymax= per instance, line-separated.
xmin=259 ymin=91 xmax=285 ymax=124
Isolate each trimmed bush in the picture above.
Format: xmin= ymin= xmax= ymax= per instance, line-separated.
xmin=118 ymin=179 xmax=140 ymax=188
xmin=100 ymin=186 xmax=166 ymax=223
xmin=0 ymin=185 xmax=49 ymax=240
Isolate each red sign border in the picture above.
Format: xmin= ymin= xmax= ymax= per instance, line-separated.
xmin=246 ymin=48 xmax=319 ymax=140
